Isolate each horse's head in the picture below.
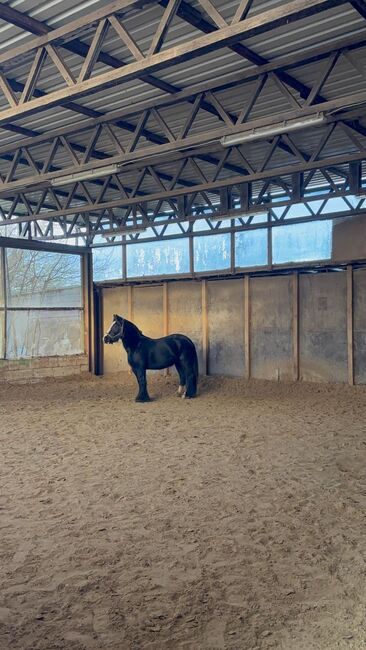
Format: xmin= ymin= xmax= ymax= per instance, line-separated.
xmin=104 ymin=314 xmax=125 ymax=344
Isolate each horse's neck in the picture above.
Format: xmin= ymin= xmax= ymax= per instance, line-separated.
xmin=122 ymin=320 xmax=142 ymax=350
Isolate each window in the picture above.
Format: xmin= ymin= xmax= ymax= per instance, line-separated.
xmin=93 ymin=246 xmax=122 ymax=281
xmin=0 ymin=247 xmax=84 ymax=359
xmin=6 ymin=249 xmax=82 ymax=307
xmin=272 ymin=221 xmax=332 ymax=265
xmin=194 ymin=233 xmax=230 ymax=272
xmin=235 ymin=229 xmax=268 ymax=268
xmin=6 ymin=310 xmax=83 ymax=359
xmin=127 ymin=238 xmax=189 ymax=277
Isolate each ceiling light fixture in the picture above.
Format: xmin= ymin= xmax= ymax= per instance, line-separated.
xmin=101 ymin=226 xmax=147 ymax=237
xmin=51 ymin=164 xmax=121 ymax=187
xmin=220 ymin=113 xmax=326 ymax=146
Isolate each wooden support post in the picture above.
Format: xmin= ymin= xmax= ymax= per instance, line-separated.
xmin=127 ymin=284 xmax=133 ymax=375
xmin=1 ymin=247 xmax=7 ymax=359
xmin=230 ymin=225 xmax=235 ymax=273
xmin=244 ymin=275 xmax=250 ymax=379
xmin=189 ymin=235 xmax=194 ymax=275
xmin=267 ymin=223 xmax=273 ymax=269
xmin=122 ymin=237 xmax=127 ymax=280
xmin=163 ymin=282 xmax=170 ymax=376
xmin=82 ymin=251 xmax=94 ymax=372
xmin=292 ymin=271 xmax=299 ymax=381
xmin=127 ymin=284 xmax=133 ymax=321
xmin=93 ymin=286 xmax=103 ymax=376
xmin=347 ymin=265 xmax=354 ymax=386
xmin=201 ymin=279 xmax=208 ymax=375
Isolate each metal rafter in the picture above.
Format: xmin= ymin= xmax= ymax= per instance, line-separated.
xmin=0 ymin=0 xmax=347 ymax=126
xmin=0 ymin=127 xmax=365 ymax=230
xmin=1 ymin=43 xmax=365 ymax=195
xmin=5 ymin=166 xmax=366 ymax=244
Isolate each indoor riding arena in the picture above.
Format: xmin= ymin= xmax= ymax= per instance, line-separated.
xmin=1 ymin=1 xmax=366 ymax=649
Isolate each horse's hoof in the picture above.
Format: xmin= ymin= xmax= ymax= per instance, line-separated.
xmin=135 ymin=397 xmax=151 ymax=403
xmin=177 ymin=385 xmax=185 ymax=396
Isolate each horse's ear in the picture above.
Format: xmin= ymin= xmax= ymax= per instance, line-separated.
xmin=114 ymin=314 xmax=123 ymax=322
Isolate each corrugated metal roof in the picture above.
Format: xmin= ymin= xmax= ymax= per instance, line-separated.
xmin=0 ymin=0 xmax=365 ymax=224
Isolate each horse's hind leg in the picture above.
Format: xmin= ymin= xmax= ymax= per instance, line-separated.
xmin=174 ymin=361 xmax=186 ymax=396
xmin=180 ymin=358 xmax=197 ymax=399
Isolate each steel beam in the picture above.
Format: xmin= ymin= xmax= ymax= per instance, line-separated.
xmin=0 ymin=0 xmax=347 ymax=126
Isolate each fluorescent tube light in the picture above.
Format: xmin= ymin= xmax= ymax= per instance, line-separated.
xmin=51 ymin=164 xmax=120 ymax=187
xmin=101 ymin=226 xmax=147 ymax=237
xmin=220 ymin=113 xmax=325 ymax=146
xmin=210 ymin=211 xmax=268 ymax=223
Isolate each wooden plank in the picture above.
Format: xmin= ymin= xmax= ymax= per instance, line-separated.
xmin=232 ymin=0 xmax=253 ymax=23
xmin=292 ymin=271 xmax=299 ymax=381
xmin=201 ymin=279 xmax=209 ymax=375
xmin=45 ymin=44 xmax=76 ymax=86
xmin=244 ymin=275 xmax=250 ymax=379
xmin=0 ymin=0 xmax=147 ymax=65
xmin=78 ymin=19 xmax=109 ymax=83
xmin=305 ymin=51 xmax=339 ymax=106
xmin=0 ymin=72 xmax=18 ymax=108
xmin=0 ymin=0 xmax=346 ymax=125
xmin=0 ymin=32 xmax=363 ymax=159
xmin=108 ymin=14 xmax=144 ymax=61
xmin=347 ymin=264 xmax=354 ymax=386
xmin=127 ymin=284 xmax=134 ymax=321
xmin=148 ymin=0 xmax=182 ymax=56
xmin=196 ymin=0 xmax=227 ymax=28
xmin=19 ymin=47 xmax=47 ymax=104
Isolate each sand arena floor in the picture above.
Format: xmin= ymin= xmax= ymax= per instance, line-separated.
xmin=0 ymin=372 xmax=365 ymax=650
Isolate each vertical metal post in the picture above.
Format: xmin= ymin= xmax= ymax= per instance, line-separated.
xmin=230 ymin=224 xmax=235 ymax=273
xmin=244 ymin=275 xmax=250 ymax=379
xmin=82 ymin=251 xmax=94 ymax=372
xmin=267 ymin=220 xmax=273 ymax=270
xmin=201 ymin=279 xmax=208 ymax=376
xmin=347 ymin=265 xmax=354 ymax=386
xmin=163 ymin=282 xmax=170 ymax=376
xmin=189 ymin=234 xmax=194 ymax=275
xmin=122 ymin=236 xmax=127 ymax=280
xmin=127 ymin=284 xmax=134 ymax=321
xmin=93 ymin=286 xmax=103 ymax=376
xmin=292 ymin=271 xmax=299 ymax=381
xmin=1 ymin=247 xmax=7 ymax=359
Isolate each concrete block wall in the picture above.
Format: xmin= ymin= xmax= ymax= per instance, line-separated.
xmin=101 ymin=267 xmax=366 ymax=385
xmin=0 ymin=354 xmax=89 ymax=383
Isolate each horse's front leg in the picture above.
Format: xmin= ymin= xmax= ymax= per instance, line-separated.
xmin=131 ymin=366 xmax=151 ymax=403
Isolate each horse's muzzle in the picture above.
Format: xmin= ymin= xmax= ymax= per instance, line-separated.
xmin=104 ymin=334 xmax=113 ymax=344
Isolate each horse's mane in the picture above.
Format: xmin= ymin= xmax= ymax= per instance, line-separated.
xmin=121 ymin=318 xmax=143 ymax=347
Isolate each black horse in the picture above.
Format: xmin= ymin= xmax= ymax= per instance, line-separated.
xmin=104 ymin=314 xmax=198 ymax=402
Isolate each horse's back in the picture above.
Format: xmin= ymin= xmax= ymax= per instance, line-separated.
xmin=144 ymin=332 xmax=195 ymax=347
